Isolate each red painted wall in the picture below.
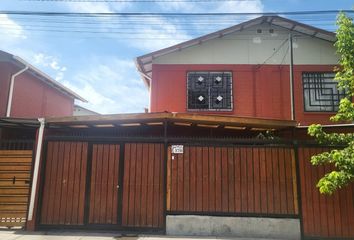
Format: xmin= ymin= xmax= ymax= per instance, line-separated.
xmin=0 ymin=62 xmax=74 ymax=118
xmin=151 ymin=64 xmax=337 ymax=125
xmin=0 ymin=62 xmax=14 ymax=116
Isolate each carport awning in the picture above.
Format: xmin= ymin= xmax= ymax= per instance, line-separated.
xmin=0 ymin=118 xmax=39 ymax=128
xmin=46 ymin=112 xmax=297 ymax=131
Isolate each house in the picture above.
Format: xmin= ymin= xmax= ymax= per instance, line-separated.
xmin=19 ymin=16 xmax=354 ymax=240
xmin=73 ymin=104 xmax=100 ymax=116
xmin=0 ymin=50 xmax=86 ymax=119
xmin=136 ymin=15 xmax=344 ymax=126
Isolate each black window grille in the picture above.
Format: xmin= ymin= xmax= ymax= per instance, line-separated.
xmin=302 ymin=72 xmax=346 ymax=112
xmin=187 ymin=71 xmax=233 ymax=111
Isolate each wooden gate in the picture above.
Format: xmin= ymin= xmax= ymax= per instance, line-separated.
xmin=39 ymin=141 xmax=165 ymax=231
xmin=39 ymin=142 xmax=88 ymax=225
xmin=0 ymin=150 xmax=32 ymax=227
xmin=121 ymin=143 xmax=165 ymax=229
xmin=89 ymin=144 xmax=120 ymax=225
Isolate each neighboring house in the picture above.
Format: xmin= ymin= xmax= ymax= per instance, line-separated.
xmin=136 ymin=16 xmax=344 ymax=125
xmin=0 ymin=50 xmax=86 ymax=119
xmin=73 ymin=104 xmax=100 ymax=116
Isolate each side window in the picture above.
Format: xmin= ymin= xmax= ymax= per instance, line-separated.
xmin=302 ymin=72 xmax=346 ymax=112
xmin=187 ymin=71 xmax=233 ymax=111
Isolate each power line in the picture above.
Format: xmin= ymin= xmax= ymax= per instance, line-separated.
xmin=19 ymin=0 xmax=261 ymax=2
xmin=1 ymin=10 xmax=353 ymax=17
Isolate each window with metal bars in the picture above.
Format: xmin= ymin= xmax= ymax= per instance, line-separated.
xmin=302 ymin=72 xmax=346 ymax=112
xmin=187 ymin=71 xmax=233 ymax=111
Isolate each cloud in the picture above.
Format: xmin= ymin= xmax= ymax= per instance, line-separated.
xmin=124 ymin=0 xmax=263 ymax=52
xmin=33 ymin=53 xmax=67 ymax=81
xmin=63 ymin=1 xmax=133 ymax=13
xmin=157 ymin=0 xmax=196 ymax=11
xmin=123 ymin=16 xmax=192 ymax=52
xmin=63 ymin=56 xmax=148 ymax=114
xmin=216 ymin=0 xmax=264 ymax=13
xmin=63 ymin=2 xmax=113 ymax=13
xmin=0 ymin=14 xmax=27 ymax=46
xmin=157 ymin=0 xmax=263 ymax=13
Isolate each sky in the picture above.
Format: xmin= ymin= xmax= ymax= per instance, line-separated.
xmin=0 ymin=0 xmax=353 ymax=114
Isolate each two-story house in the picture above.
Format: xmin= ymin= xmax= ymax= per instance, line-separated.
xmin=23 ymin=16 xmax=353 ymax=240
xmin=136 ymin=15 xmax=343 ymax=126
xmin=0 ymin=50 xmax=86 ymax=119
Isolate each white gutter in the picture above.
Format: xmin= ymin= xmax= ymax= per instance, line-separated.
xmin=6 ymin=65 xmax=29 ymax=117
xmin=27 ymin=118 xmax=45 ymax=221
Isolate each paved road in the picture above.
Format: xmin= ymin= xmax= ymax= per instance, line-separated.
xmin=0 ymin=230 xmax=279 ymax=240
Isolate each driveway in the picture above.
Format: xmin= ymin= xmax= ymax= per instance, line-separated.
xmin=0 ymin=230 xmax=278 ymax=240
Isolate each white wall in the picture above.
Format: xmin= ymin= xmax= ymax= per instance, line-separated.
xmin=153 ymin=24 xmax=338 ymax=65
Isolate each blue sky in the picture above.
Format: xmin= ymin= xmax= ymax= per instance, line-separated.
xmin=0 ymin=0 xmax=353 ymax=114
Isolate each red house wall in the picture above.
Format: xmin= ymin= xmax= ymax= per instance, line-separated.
xmin=151 ymin=64 xmax=336 ymax=125
xmin=10 ymin=71 xmax=74 ymax=118
xmin=0 ymin=62 xmax=14 ymax=116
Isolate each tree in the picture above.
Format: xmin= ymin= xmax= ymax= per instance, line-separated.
xmin=308 ymin=12 xmax=354 ymax=195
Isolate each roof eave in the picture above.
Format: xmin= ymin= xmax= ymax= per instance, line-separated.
xmin=46 ymin=112 xmax=297 ymax=130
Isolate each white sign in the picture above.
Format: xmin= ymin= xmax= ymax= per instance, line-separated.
xmin=171 ymin=145 xmax=184 ymax=154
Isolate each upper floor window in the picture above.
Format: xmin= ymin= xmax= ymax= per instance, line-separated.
xmin=302 ymin=72 xmax=346 ymax=112
xmin=187 ymin=71 xmax=233 ymax=111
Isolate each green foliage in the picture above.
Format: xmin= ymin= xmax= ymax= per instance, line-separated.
xmin=308 ymin=12 xmax=354 ymax=195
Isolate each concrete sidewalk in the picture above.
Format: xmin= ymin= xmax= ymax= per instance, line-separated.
xmin=0 ymin=230 xmax=284 ymax=240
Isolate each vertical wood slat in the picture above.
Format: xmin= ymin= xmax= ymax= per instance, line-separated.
xmin=121 ymin=143 xmax=164 ymax=228
xmin=196 ymin=147 xmax=203 ymax=212
xmin=88 ymin=144 xmax=120 ymax=224
xmin=298 ymin=147 xmax=354 ymax=239
xmin=167 ymin=145 xmax=298 ymax=216
xmin=166 ymin=147 xmax=172 ymax=211
xmin=45 ymin=142 xmax=58 ymax=224
xmin=121 ymin=143 xmax=130 ymax=226
xmin=259 ymin=148 xmax=268 ymax=214
xmin=234 ymin=148 xmax=242 ymax=213
xmin=40 ymin=141 xmax=87 ymax=225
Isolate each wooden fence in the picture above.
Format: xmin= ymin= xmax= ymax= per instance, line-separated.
xmin=34 ymin=140 xmax=354 ymax=239
xmin=0 ymin=150 xmax=32 ymax=228
xmin=298 ymin=147 xmax=354 ymax=239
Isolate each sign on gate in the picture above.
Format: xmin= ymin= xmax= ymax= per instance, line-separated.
xmin=171 ymin=145 xmax=184 ymax=154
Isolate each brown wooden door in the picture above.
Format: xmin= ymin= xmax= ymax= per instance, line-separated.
xmin=121 ymin=143 xmax=164 ymax=229
xmin=88 ymin=144 xmax=120 ymax=225
xmin=40 ymin=142 xmax=88 ymax=225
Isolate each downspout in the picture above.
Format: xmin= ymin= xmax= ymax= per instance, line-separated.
xmin=27 ymin=118 xmax=45 ymax=221
xmin=6 ymin=65 xmax=29 ymax=117
xmin=289 ymin=33 xmax=295 ymax=121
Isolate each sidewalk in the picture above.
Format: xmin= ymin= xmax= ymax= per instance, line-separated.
xmin=0 ymin=230 xmax=281 ymax=240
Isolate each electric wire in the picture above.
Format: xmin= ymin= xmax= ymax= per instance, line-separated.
xmin=0 ymin=10 xmax=351 ymax=41
xmin=1 ymin=10 xmax=353 ymax=17
xmin=19 ymin=0 xmax=263 ymax=2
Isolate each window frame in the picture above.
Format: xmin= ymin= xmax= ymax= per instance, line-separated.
xmin=302 ymin=72 xmax=346 ymax=113
xmin=186 ymin=71 xmax=234 ymax=112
